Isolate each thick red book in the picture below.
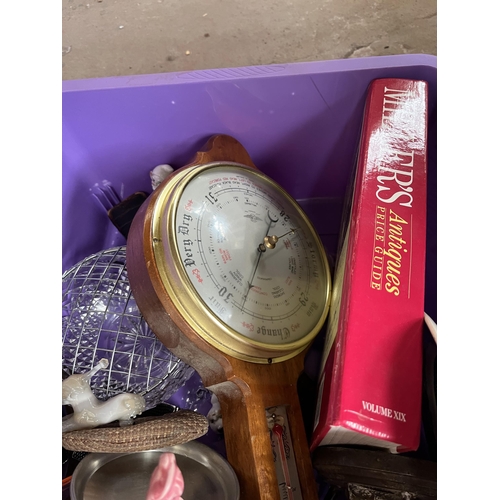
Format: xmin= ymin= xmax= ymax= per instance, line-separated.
xmin=311 ymin=78 xmax=428 ymax=453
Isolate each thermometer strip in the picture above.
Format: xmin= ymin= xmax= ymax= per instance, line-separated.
xmin=273 ymin=422 xmax=295 ymax=500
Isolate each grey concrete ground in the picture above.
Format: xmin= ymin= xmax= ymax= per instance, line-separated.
xmin=62 ymin=0 xmax=436 ymax=80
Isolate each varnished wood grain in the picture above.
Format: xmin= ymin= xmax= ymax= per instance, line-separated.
xmin=127 ymin=135 xmax=318 ymax=500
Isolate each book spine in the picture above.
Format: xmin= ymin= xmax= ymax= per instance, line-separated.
xmin=343 ymin=78 xmax=428 ymax=450
xmin=313 ymin=78 xmax=428 ymax=452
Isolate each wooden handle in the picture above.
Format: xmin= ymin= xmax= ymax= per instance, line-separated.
xmin=185 ymin=134 xmax=257 ymax=169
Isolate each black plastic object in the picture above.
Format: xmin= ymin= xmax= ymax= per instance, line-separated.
xmin=107 ymin=191 xmax=149 ymax=238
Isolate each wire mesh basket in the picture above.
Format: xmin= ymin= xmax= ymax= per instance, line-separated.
xmin=62 ymin=246 xmax=195 ymax=410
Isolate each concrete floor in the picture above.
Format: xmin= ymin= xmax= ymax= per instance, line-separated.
xmin=62 ymin=0 xmax=436 ymax=80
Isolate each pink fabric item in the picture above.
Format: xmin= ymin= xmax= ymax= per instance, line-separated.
xmin=146 ymin=452 xmax=185 ymax=500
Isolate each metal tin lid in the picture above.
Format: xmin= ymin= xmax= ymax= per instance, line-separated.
xmin=70 ymin=441 xmax=240 ymax=500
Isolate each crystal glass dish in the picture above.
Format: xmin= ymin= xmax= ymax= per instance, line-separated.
xmin=62 ymin=246 xmax=195 ymax=410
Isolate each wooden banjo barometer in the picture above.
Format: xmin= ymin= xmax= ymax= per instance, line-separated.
xmin=127 ymin=135 xmax=331 ymax=499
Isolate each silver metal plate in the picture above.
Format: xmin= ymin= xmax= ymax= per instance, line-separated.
xmin=70 ymin=441 xmax=240 ymax=500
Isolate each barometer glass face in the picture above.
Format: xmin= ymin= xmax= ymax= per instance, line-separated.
xmin=163 ymin=164 xmax=330 ymax=348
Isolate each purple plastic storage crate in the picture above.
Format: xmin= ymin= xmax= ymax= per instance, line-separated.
xmin=62 ymin=53 xmax=437 ymax=489
xmin=62 ymin=54 xmax=436 ymax=318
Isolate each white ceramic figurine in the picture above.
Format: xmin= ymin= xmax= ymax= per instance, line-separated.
xmin=207 ymin=392 xmax=223 ymax=434
xmin=62 ymin=358 xmax=146 ymax=433
xmin=150 ymin=164 xmax=174 ymax=190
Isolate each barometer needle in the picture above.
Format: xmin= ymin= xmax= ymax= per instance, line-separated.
xmin=241 ymin=212 xmax=277 ymax=307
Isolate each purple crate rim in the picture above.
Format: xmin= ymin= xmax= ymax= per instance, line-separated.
xmin=62 ymin=54 xmax=437 ymax=91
